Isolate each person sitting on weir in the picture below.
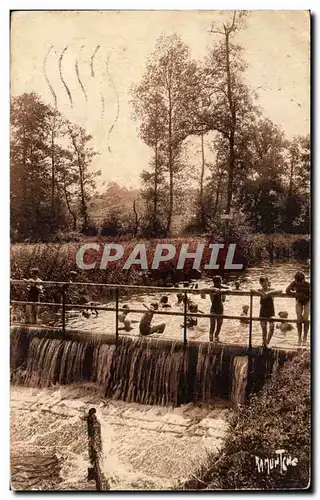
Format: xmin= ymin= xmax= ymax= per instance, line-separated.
xmin=185 ymin=301 xmax=204 ymax=328
xmin=139 ymin=302 xmax=166 ymax=336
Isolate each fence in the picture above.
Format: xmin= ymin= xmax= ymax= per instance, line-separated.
xmin=10 ymin=279 xmax=309 ymax=349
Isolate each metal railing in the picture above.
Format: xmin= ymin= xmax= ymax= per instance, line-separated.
xmin=10 ymin=279 xmax=309 ymax=349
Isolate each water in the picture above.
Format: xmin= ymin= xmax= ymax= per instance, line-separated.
xmin=12 ymin=332 xmax=264 ymax=406
xmin=11 ymin=331 xmax=270 ymax=490
xmin=11 ymin=385 xmax=230 ymax=490
xmin=10 ymin=261 xmax=309 ymax=490
xmin=58 ymin=262 xmax=310 ymax=349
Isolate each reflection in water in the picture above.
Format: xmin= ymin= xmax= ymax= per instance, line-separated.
xmin=60 ymin=262 xmax=310 ymax=349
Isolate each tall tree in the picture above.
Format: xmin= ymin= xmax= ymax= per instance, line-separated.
xmin=11 ymin=93 xmax=64 ymax=239
xmin=131 ymin=34 xmax=200 ymax=235
xmin=202 ymin=11 xmax=258 ymax=215
xmin=65 ymin=123 xmax=99 ymax=232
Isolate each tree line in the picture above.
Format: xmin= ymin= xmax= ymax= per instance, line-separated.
xmin=11 ymin=11 xmax=310 ymax=242
xmin=131 ymin=11 xmax=310 ymax=237
xmin=11 ymin=92 xmax=100 ymax=240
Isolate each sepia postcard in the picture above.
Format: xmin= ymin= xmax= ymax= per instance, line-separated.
xmin=10 ymin=10 xmax=311 ymax=491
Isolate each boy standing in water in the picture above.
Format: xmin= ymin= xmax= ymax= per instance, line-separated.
xmin=24 ymin=268 xmax=43 ymax=324
xmin=286 ymin=271 xmax=311 ymax=346
xmin=209 ymin=276 xmax=229 ymax=343
xmin=251 ymin=276 xmax=281 ymax=348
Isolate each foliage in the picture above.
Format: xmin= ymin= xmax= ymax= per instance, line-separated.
xmin=11 ymin=93 xmax=100 ymax=241
xmin=131 ymin=33 xmax=201 ymax=235
xmin=182 ymin=351 xmax=311 ymax=491
xmin=11 ymin=12 xmax=310 ymax=242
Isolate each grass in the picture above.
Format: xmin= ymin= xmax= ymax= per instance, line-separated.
xmin=181 ymin=350 xmax=311 ymax=491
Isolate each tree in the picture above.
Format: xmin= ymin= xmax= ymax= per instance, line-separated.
xmin=11 ymin=92 xmax=100 ymax=240
xmin=202 ymin=11 xmax=258 ymax=215
xmin=11 ymin=93 xmax=67 ymax=239
xmin=64 ymin=123 xmax=99 ymax=232
xmin=286 ymin=135 xmax=310 ymax=196
xmin=131 ymin=33 xmax=200 ymax=235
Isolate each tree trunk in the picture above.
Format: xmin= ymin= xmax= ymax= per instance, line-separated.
xmin=225 ymin=30 xmax=236 ymax=214
xmin=226 ymin=133 xmax=235 ymax=213
xmin=78 ymin=157 xmax=88 ymax=230
xmin=213 ymin=168 xmax=223 ymax=218
xmin=154 ymin=142 xmax=158 ymax=220
xmin=166 ymin=88 xmax=173 ymax=236
xmin=63 ymin=174 xmax=77 ymax=230
xmin=51 ymin=129 xmax=55 ymax=227
xmin=200 ymin=132 xmax=206 ymax=230
xmin=288 ymin=158 xmax=294 ymax=197
xmin=133 ymin=199 xmax=139 ymax=237
xmin=70 ymin=131 xmax=88 ymax=231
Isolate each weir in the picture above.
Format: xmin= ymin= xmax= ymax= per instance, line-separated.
xmin=11 ymin=326 xmax=297 ymax=407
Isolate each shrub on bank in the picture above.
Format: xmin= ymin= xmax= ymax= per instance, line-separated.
xmin=182 ymin=351 xmax=311 ymax=491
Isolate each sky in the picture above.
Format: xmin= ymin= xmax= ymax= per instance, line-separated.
xmin=11 ymin=10 xmax=310 ymax=190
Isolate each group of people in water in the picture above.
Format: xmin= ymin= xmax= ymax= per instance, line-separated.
xmin=18 ymin=268 xmax=310 ymax=348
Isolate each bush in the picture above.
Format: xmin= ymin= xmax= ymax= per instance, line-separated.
xmin=182 ymin=351 xmax=311 ymax=491
xmin=291 ymin=238 xmax=310 ymax=260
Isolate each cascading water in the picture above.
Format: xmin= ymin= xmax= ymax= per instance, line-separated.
xmin=231 ymin=356 xmax=248 ymax=406
xmin=10 ymin=326 xmax=295 ymax=490
xmin=10 ymin=326 xmax=288 ymax=406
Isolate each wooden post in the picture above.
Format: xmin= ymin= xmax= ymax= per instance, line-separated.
xmin=183 ymin=291 xmax=188 ymax=344
xmin=87 ymin=408 xmax=110 ymax=490
xmin=62 ymin=285 xmax=66 ymax=334
xmin=115 ymin=288 xmax=119 ymax=344
xmin=248 ymin=292 xmax=253 ymax=350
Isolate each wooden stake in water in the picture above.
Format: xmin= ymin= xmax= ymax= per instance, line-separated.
xmin=86 ymin=408 xmax=110 ymax=491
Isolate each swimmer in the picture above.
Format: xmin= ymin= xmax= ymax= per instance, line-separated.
xmin=139 ymin=303 xmax=166 ymax=336
xmin=276 ymin=311 xmax=294 ymax=333
xmin=160 ymin=295 xmax=171 ymax=308
xmin=240 ymin=305 xmax=250 ymax=324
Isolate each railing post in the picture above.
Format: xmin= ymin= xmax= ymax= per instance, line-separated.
xmin=115 ymin=288 xmax=119 ymax=343
xmin=62 ymin=285 xmax=66 ymax=334
xmin=248 ymin=291 xmax=253 ymax=350
xmin=183 ymin=291 xmax=188 ymax=344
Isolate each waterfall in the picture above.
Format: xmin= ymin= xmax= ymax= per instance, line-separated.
xmin=11 ymin=327 xmax=291 ymax=407
xmin=231 ymin=356 xmax=248 ymax=406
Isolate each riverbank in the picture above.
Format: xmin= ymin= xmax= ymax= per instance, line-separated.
xmin=10 ymin=234 xmax=309 ymax=301
xmin=182 ymin=350 xmax=311 ymax=491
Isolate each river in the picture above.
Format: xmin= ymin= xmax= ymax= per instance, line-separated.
xmin=11 ymin=384 xmax=230 ymax=490
xmin=10 ymin=261 xmax=310 ymax=491
xmin=62 ymin=262 xmax=310 ymax=349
